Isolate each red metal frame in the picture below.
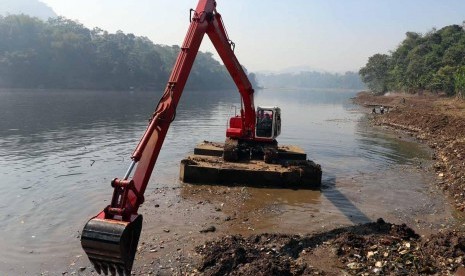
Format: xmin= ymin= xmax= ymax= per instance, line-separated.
xmin=94 ymin=0 xmax=259 ymax=222
xmin=207 ymin=12 xmax=256 ymax=139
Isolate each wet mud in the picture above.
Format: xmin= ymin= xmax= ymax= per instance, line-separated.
xmin=32 ymin=91 xmax=465 ymax=275
xmin=196 ymin=219 xmax=465 ymax=275
xmin=62 ymin=173 xmax=463 ymax=275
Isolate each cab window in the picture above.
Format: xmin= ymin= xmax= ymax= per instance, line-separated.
xmin=256 ymin=110 xmax=273 ymax=137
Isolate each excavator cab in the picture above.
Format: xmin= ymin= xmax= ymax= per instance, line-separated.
xmin=255 ymin=106 xmax=281 ymax=140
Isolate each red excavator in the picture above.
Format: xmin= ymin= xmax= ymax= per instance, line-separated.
xmin=81 ymin=1 xmax=283 ymax=275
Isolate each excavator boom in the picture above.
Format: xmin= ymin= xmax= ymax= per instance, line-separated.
xmin=81 ymin=1 xmax=257 ymax=274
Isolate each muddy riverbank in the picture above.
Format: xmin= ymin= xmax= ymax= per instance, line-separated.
xmin=64 ymin=186 xmax=464 ymax=276
xmin=56 ymin=91 xmax=465 ymax=276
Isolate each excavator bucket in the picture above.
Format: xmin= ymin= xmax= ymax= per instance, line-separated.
xmin=81 ymin=215 xmax=143 ymax=276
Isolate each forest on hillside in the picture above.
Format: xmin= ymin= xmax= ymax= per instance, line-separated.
xmin=359 ymin=23 xmax=465 ymax=97
xmin=0 ymin=15 xmax=254 ymax=90
xmin=256 ymin=71 xmax=364 ymax=90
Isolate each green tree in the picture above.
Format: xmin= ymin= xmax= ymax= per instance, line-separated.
xmin=0 ymin=15 xmax=245 ymax=90
xmin=435 ymin=66 xmax=456 ymax=95
xmin=359 ymin=54 xmax=390 ymax=94
xmin=455 ymin=66 xmax=465 ymax=99
xmin=360 ymin=23 xmax=465 ymax=96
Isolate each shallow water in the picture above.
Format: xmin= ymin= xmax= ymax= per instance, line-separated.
xmin=0 ymin=88 xmax=454 ymax=273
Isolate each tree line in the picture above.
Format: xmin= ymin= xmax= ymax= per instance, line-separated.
xmin=256 ymin=71 xmax=364 ymax=90
xmin=0 ymin=14 xmax=257 ymax=90
xmin=359 ymin=23 xmax=465 ymax=97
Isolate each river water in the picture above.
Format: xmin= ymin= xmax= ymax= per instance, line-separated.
xmin=0 ymin=88 xmax=458 ymax=274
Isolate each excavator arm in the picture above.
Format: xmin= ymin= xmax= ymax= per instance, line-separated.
xmin=81 ymin=1 xmax=256 ymax=275
xmin=207 ymin=12 xmax=256 ymax=138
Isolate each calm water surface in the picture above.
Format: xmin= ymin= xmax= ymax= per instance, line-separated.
xmin=0 ymin=88 xmax=447 ymax=273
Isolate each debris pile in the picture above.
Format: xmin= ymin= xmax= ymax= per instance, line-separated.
xmin=335 ymin=221 xmax=464 ymax=275
xmin=195 ymin=219 xmax=465 ymax=275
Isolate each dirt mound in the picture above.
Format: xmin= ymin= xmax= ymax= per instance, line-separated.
xmin=195 ymin=219 xmax=464 ymax=275
xmin=196 ymin=234 xmax=321 ymax=276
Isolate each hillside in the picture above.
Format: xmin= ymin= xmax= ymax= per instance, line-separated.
xmin=0 ymin=0 xmax=56 ymax=20
xmin=0 ymin=15 xmax=254 ymax=91
xmin=359 ymin=23 xmax=465 ymax=96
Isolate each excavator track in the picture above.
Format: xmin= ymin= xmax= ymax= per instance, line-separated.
xmin=81 ymin=215 xmax=143 ymax=276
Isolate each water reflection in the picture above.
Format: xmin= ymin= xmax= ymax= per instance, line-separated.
xmin=355 ymin=118 xmax=430 ymax=167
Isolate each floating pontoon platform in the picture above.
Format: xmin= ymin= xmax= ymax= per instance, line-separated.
xmin=180 ymin=141 xmax=322 ymax=188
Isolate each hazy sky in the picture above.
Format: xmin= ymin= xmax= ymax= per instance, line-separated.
xmin=41 ymin=0 xmax=465 ymax=73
